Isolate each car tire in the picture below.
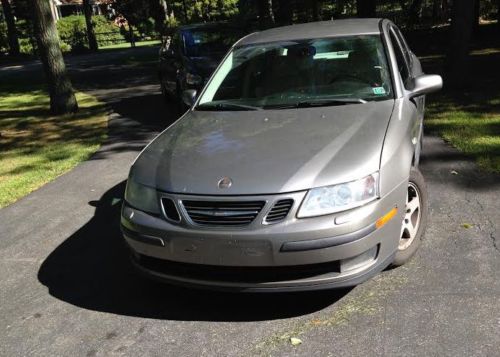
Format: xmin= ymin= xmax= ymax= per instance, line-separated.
xmin=391 ymin=167 xmax=428 ymax=266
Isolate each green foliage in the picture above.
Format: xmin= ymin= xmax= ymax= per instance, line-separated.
xmin=135 ymin=17 xmax=158 ymax=38
xmin=93 ymin=16 xmax=126 ymax=46
xmin=57 ymin=15 xmax=88 ymax=53
xmin=0 ymin=21 xmax=7 ymax=54
xmin=56 ymin=15 xmax=124 ymax=53
xmin=187 ymin=0 xmax=239 ymax=22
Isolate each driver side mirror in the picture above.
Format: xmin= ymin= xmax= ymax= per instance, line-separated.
xmin=408 ymin=74 xmax=443 ymax=98
xmin=182 ymin=89 xmax=197 ymax=107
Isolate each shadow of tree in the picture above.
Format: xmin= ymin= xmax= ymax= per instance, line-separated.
xmin=37 ymin=181 xmax=349 ymax=322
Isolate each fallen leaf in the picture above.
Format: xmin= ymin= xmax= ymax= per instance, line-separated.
xmin=461 ymin=223 xmax=472 ymax=229
xmin=290 ymin=337 xmax=302 ymax=346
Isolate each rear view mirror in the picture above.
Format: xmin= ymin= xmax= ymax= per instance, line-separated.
xmin=408 ymin=74 xmax=443 ymax=98
xmin=182 ymin=89 xmax=197 ymax=107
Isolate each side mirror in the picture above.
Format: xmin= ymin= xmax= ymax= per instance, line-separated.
xmin=182 ymin=89 xmax=197 ymax=107
xmin=408 ymin=74 xmax=443 ymax=98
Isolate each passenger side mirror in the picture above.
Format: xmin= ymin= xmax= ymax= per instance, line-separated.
xmin=408 ymin=74 xmax=443 ymax=98
xmin=182 ymin=89 xmax=197 ymax=107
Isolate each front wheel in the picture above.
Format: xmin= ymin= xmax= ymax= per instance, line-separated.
xmin=391 ymin=167 xmax=428 ymax=266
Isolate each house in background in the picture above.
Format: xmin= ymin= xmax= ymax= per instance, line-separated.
xmin=49 ymin=0 xmax=115 ymax=21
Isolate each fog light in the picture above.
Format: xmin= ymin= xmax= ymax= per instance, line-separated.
xmin=340 ymin=245 xmax=378 ymax=273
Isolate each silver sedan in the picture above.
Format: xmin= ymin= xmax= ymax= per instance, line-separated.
xmin=121 ymin=18 xmax=442 ymax=292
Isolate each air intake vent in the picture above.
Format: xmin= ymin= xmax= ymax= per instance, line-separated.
xmin=182 ymin=200 xmax=265 ymax=227
xmin=161 ymin=198 xmax=181 ymax=222
xmin=265 ymin=199 xmax=294 ymax=223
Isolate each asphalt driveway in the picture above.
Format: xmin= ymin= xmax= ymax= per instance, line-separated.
xmin=1 ymin=49 xmax=499 ymax=356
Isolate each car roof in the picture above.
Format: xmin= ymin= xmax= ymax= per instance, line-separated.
xmin=237 ymin=19 xmax=383 ymax=46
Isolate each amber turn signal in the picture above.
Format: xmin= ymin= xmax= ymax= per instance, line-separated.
xmin=375 ymin=207 xmax=398 ymax=229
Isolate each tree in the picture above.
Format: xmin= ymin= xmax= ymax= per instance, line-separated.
xmin=1 ymin=0 xmax=20 ymax=55
xmin=275 ymin=0 xmax=292 ymax=25
xmin=497 ymin=0 xmax=500 ymax=32
xmin=31 ymin=0 xmax=78 ymax=114
xmin=407 ymin=0 xmax=424 ymax=27
xmin=356 ymin=0 xmax=376 ymax=17
xmin=445 ymin=0 xmax=476 ymax=87
xmin=311 ymin=0 xmax=320 ymax=21
xmin=258 ymin=0 xmax=275 ymax=28
xmin=83 ymin=0 xmax=98 ymax=51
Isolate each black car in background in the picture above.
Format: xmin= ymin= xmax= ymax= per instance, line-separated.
xmin=159 ymin=22 xmax=246 ymax=102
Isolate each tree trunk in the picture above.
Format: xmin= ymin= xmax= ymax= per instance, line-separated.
xmin=407 ymin=0 xmax=424 ymax=27
xmin=1 ymin=0 xmax=20 ymax=56
xmin=129 ymin=25 xmax=136 ymax=47
xmin=31 ymin=0 xmax=78 ymax=115
xmin=258 ymin=0 xmax=275 ymax=28
xmin=473 ymin=0 xmax=480 ymax=32
xmin=445 ymin=0 xmax=475 ymax=87
xmin=275 ymin=0 xmax=292 ymax=25
xmin=83 ymin=0 xmax=98 ymax=52
xmin=311 ymin=0 xmax=319 ymax=21
xmin=497 ymin=0 xmax=500 ymax=33
xmin=357 ymin=0 xmax=376 ymax=18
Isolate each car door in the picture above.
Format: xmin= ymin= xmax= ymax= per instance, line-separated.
xmin=388 ymin=26 xmax=423 ymax=165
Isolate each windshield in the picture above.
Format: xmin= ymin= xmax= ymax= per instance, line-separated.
xmin=197 ymin=35 xmax=393 ymax=110
xmin=182 ymin=28 xmax=244 ymax=58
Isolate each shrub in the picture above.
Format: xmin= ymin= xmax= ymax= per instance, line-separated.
xmin=93 ymin=15 xmax=125 ymax=46
xmin=56 ymin=15 xmax=87 ymax=53
xmin=56 ymin=15 xmax=125 ymax=53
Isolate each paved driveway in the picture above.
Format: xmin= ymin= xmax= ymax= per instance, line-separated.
xmin=1 ymin=49 xmax=499 ymax=356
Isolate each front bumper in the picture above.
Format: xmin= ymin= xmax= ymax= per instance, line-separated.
xmin=121 ymin=180 xmax=407 ymax=292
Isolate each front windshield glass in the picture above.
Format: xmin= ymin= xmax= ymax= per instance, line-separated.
xmin=181 ymin=28 xmax=244 ymax=57
xmin=197 ymin=35 xmax=393 ymax=110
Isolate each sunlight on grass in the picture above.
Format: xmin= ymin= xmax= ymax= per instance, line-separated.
xmin=99 ymin=40 xmax=161 ymax=50
xmin=426 ymin=96 xmax=500 ymax=172
xmin=0 ymin=91 xmax=108 ymax=208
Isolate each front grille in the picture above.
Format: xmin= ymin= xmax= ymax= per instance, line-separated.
xmin=182 ymin=200 xmax=266 ymax=227
xmin=265 ymin=199 xmax=294 ymax=223
xmin=136 ymin=254 xmax=341 ymax=283
xmin=161 ymin=197 xmax=180 ymax=222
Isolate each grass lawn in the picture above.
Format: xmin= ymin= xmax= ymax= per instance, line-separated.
xmin=422 ymin=49 xmax=500 ymax=173
xmin=0 ymin=91 xmax=108 ymax=208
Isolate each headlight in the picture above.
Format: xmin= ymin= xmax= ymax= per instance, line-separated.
xmin=124 ymin=178 xmax=160 ymax=214
xmin=186 ymin=72 xmax=202 ymax=85
xmin=298 ymin=173 xmax=379 ymax=218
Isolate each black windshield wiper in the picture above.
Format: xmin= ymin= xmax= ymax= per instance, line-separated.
xmin=264 ymin=98 xmax=367 ymax=110
xmin=297 ymin=98 xmax=367 ymax=107
xmin=196 ymin=102 xmax=260 ymax=111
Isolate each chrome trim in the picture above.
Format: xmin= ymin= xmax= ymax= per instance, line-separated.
xmin=156 ymin=191 xmax=307 ymax=230
xmin=159 ymin=196 xmax=182 ymax=224
xmin=179 ymin=199 xmax=268 ymax=229
xmin=262 ymin=198 xmax=295 ymax=225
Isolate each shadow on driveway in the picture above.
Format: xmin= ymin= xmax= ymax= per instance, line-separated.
xmin=37 ymin=181 xmax=349 ymax=322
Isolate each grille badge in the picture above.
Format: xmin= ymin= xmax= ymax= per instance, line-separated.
xmin=218 ymin=177 xmax=232 ymax=189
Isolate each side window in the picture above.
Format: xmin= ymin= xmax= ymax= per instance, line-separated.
xmin=171 ymin=32 xmax=181 ymax=55
xmin=389 ymin=30 xmax=411 ymax=88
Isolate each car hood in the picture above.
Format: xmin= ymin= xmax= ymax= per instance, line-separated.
xmin=132 ymin=100 xmax=395 ymax=195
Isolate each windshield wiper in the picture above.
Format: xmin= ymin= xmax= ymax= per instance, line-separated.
xmin=264 ymin=98 xmax=367 ymax=109
xmin=196 ymin=102 xmax=260 ymax=111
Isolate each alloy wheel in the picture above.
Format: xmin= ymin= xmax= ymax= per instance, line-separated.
xmin=399 ymin=182 xmax=422 ymax=251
